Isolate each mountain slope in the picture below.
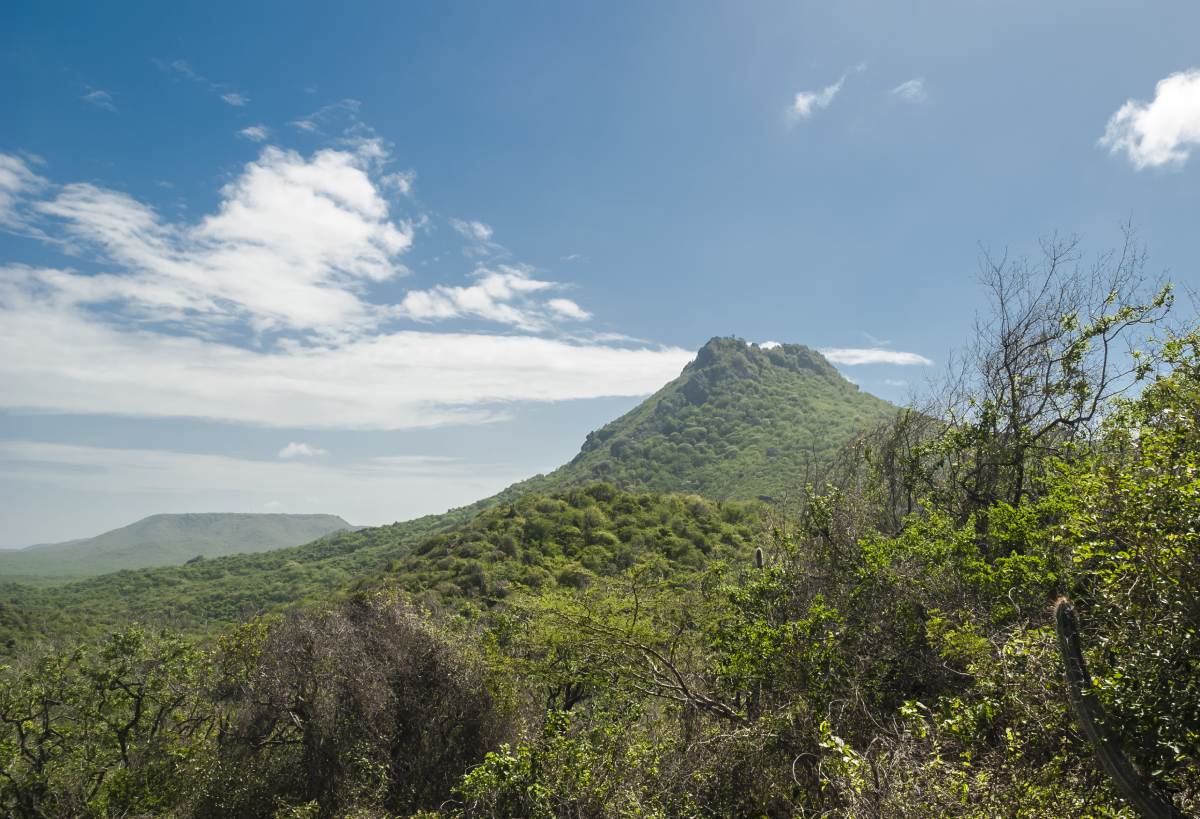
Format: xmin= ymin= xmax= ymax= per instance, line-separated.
xmin=0 ymin=513 xmax=353 ymax=581
xmin=489 ymin=337 xmax=897 ymax=503
xmin=0 ymin=338 xmax=896 ymax=648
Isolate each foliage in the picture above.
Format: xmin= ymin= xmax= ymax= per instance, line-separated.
xmin=0 ymin=307 xmax=1197 ymax=816
xmin=501 ymin=337 xmax=898 ymax=504
xmin=0 ymin=337 xmax=888 ymax=652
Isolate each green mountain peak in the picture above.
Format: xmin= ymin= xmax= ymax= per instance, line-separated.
xmin=501 ymin=336 xmax=895 ymax=502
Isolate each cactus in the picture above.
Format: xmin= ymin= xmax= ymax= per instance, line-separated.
xmin=754 ymin=547 xmax=763 ymax=569
xmin=1053 ymin=597 xmax=1180 ymax=819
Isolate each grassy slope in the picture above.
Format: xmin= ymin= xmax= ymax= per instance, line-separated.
xmin=0 ymin=513 xmax=354 ymax=582
xmin=0 ymin=338 xmax=894 ymax=649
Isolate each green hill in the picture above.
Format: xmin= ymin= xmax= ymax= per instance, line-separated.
xmin=0 ymin=513 xmax=353 ymax=582
xmin=478 ymin=337 xmax=897 ymax=505
xmin=0 ymin=338 xmax=895 ymax=648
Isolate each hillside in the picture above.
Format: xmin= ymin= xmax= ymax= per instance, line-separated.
xmin=357 ymin=483 xmax=761 ymax=613
xmin=0 ymin=338 xmax=894 ymax=648
xmin=490 ymin=337 xmax=897 ymax=503
xmin=0 ymin=513 xmax=354 ymax=582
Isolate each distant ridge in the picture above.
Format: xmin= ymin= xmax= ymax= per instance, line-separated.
xmin=0 ymin=513 xmax=353 ymax=581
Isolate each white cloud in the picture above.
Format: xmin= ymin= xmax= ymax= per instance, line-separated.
xmin=883 ymin=378 xmax=909 ymax=387
xmin=790 ymin=78 xmax=845 ymax=121
xmin=0 ymin=146 xmax=689 ymax=432
xmin=1100 ymin=68 xmax=1200 ymax=169
xmin=238 ymin=124 xmax=269 ymax=142
xmin=546 ymin=298 xmax=591 ymax=321
xmin=759 ymin=341 xmax=781 ymax=350
xmin=82 ymin=89 xmax=117 ymax=112
xmin=820 ymin=347 xmax=933 ymax=366
xmin=891 ymin=78 xmax=927 ymax=103
xmin=396 ymin=265 xmax=564 ymax=330
xmin=0 ymin=440 xmax=533 ymax=531
xmin=0 ymin=283 xmax=691 ymax=428
xmin=29 ymin=143 xmax=413 ymax=333
xmin=789 ymin=65 xmax=867 ymax=123
xmin=221 ymin=92 xmax=249 ymax=106
xmin=278 ymin=442 xmax=328 ymax=458
xmin=381 ymin=170 xmax=415 ymax=196
xmin=0 ymin=154 xmax=46 ymax=229
xmin=450 ymin=218 xmax=494 ymax=242
xmin=289 ymin=99 xmax=363 ymax=136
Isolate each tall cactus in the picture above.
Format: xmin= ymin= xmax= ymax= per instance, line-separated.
xmin=1053 ymin=597 xmax=1180 ymax=819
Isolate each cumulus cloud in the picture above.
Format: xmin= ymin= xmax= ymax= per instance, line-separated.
xmin=1100 ymin=68 xmax=1200 ymax=169
xmin=891 ymin=78 xmax=927 ymax=103
xmin=221 ymin=92 xmax=249 ymax=106
xmin=395 ymin=266 xmax=594 ymax=330
xmin=0 ymin=147 xmax=689 ymax=431
xmin=82 ymin=89 xmax=117 ymax=112
xmin=27 ymin=144 xmax=413 ymax=333
xmin=820 ymin=347 xmax=933 ymax=366
xmin=278 ymin=442 xmax=328 ymax=458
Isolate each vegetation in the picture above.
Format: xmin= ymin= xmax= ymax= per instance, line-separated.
xmin=0 ymin=512 xmax=458 ymax=650
xmin=498 ymin=338 xmax=898 ymax=503
xmin=0 ymin=514 xmax=353 ymax=583
xmin=1 ymin=238 xmax=1197 ymax=816
xmin=0 ymin=339 xmax=888 ymax=651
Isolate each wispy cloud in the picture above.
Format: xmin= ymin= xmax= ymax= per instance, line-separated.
xmin=450 ymin=218 xmax=494 ymax=242
xmin=154 ymin=58 xmax=251 ymax=108
xmin=821 ymin=347 xmax=933 ymax=366
xmin=1100 ymin=68 xmax=1200 ymax=169
xmin=789 ymin=78 xmax=845 ymax=121
xmin=0 ymin=308 xmax=692 ymax=428
xmin=788 ymin=65 xmax=865 ymax=123
xmin=278 ymin=441 xmax=328 ymax=458
xmin=82 ymin=89 xmax=117 ymax=112
xmin=0 ymin=154 xmax=47 ymax=230
xmin=290 ymin=99 xmax=362 ymax=135
xmin=238 ymin=124 xmax=270 ymax=142
xmin=891 ymin=78 xmax=927 ymax=103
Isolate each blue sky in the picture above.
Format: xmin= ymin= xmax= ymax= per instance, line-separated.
xmin=1 ymin=0 xmax=1198 ymax=545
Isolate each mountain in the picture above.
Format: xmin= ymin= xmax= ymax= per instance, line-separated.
xmin=487 ymin=337 xmax=897 ymax=503
xmin=0 ymin=338 xmax=896 ymax=647
xmin=0 ymin=513 xmax=353 ymax=581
